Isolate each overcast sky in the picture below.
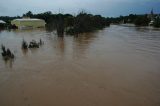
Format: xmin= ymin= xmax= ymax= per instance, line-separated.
xmin=0 ymin=0 xmax=160 ymax=17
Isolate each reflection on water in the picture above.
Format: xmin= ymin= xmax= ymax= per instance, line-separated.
xmin=0 ymin=25 xmax=160 ymax=106
xmin=22 ymin=48 xmax=28 ymax=56
xmin=2 ymin=58 xmax=14 ymax=68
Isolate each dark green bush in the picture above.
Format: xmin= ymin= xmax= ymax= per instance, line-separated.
xmin=153 ymin=17 xmax=160 ymax=28
xmin=134 ymin=15 xmax=150 ymax=26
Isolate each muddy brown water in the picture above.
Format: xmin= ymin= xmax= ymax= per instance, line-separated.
xmin=0 ymin=25 xmax=160 ymax=106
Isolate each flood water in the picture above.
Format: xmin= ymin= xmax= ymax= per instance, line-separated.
xmin=0 ymin=25 xmax=160 ymax=106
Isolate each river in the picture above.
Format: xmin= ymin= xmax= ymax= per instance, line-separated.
xmin=0 ymin=25 xmax=160 ymax=106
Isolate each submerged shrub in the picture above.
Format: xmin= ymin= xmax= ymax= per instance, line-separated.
xmin=153 ymin=17 xmax=160 ymax=28
xmin=134 ymin=15 xmax=150 ymax=26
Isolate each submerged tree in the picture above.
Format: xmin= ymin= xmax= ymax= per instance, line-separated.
xmin=66 ymin=11 xmax=110 ymax=35
xmin=56 ymin=14 xmax=65 ymax=37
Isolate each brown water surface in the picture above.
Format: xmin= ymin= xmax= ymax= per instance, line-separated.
xmin=0 ymin=25 xmax=160 ymax=106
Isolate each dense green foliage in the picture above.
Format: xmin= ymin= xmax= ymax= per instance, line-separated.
xmin=0 ymin=24 xmax=5 ymax=29
xmin=153 ymin=17 xmax=160 ymax=28
xmin=0 ymin=16 xmax=20 ymax=29
xmin=134 ymin=15 xmax=150 ymax=26
xmin=108 ymin=14 xmax=150 ymax=26
xmin=107 ymin=14 xmax=138 ymax=24
xmin=0 ymin=16 xmax=20 ymax=24
xmin=66 ymin=12 xmax=109 ymax=34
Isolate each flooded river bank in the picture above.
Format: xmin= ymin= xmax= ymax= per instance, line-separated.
xmin=0 ymin=25 xmax=160 ymax=106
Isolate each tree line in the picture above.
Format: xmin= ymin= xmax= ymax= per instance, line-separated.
xmin=108 ymin=14 xmax=160 ymax=27
xmin=0 ymin=11 xmax=160 ymax=34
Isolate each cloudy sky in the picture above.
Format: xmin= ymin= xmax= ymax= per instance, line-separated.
xmin=0 ymin=0 xmax=160 ymax=17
